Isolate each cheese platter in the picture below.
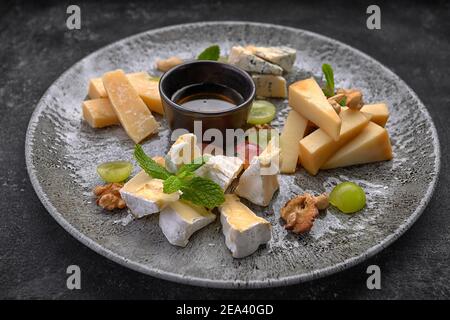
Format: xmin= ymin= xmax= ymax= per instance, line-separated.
xmin=25 ymin=22 xmax=440 ymax=288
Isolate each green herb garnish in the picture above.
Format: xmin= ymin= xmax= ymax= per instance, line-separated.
xmin=338 ymin=96 xmax=347 ymax=106
xmin=133 ymin=145 xmax=224 ymax=208
xmin=322 ymin=63 xmax=335 ymax=98
xmin=197 ymin=45 xmax=220 ymax=61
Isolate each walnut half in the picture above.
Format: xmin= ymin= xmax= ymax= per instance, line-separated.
xmin=93 ymin=183 xmax=126 ymax=211
xmin=280 ymin=193 xmax=329 ymax=234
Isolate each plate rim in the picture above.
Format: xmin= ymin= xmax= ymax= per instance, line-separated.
xmin=25 ymin=21 xmax=441 ymax=289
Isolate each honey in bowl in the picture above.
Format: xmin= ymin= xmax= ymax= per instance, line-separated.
xmin=172 ymin=83 xmax=244 ymax=113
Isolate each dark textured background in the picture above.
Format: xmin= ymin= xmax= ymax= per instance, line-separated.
xmin=1 ymin=0 xmax=449 ymax=299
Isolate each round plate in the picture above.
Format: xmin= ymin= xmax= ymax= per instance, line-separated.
xmin=26 ymin=22 xmax=440 ymax=288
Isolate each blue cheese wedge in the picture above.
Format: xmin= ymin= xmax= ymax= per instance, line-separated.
xmin=165 ymin=133 xmax=202 ymax=173
xmin=235 ymin=139 xmax=280 ymax=206
xmin=120 ymin=171 xmax=180 ymax=218
xmin=252 ymin=74 xmax=287 ymax=98
xmin=219 ymin=194 xmax=271 ymax=258
xmin=194 ymin=155 xmax=244 ymax=191
xmin=248 ymin=46 xmax=296 ymax=72
xmin=159 ymin=200 xmax=216 ymax=247
xmin=228 ymin=46 xmax=283 ymax=75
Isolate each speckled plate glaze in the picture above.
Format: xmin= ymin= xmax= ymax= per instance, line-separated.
xmin=26 ymin=22 xmax=440 ymax=288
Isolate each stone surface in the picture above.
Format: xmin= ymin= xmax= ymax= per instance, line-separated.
xmin=1 ymin=0 xmax=449 ymax=299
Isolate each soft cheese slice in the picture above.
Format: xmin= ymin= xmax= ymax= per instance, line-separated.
xmin=322 ymin=122 xmax=393 ymax=169
xmin=235 ymin=139 xmax=280 ymax=206
xmin=165 ymin=133 xmax=202 ymax=173
xmin=228 ymin=46 xmax=283 ymax=75
xmin=126 ymin=72 xmax=164 ymax=115
xmin=342 ymin=103 xmax=389 ymax=127
xmin=289 ymin=78 xmax=342 ymax=141
xmin=120 ymin=171 xmax=180 ymax=218
xmin=299 ymin=109 xmax=371 ymax=175
xmin=195 ymin=155 xmax=243 ymax=191
xmin=219 ymin=194 xmax=271 ymax=258
xmin=82 ymin=98 xmax=119 ymax=128
xmin=249 ymin=46 xmax=296 ymax=72
xmin=102 ymin=69 xmax=159 ymax=143
xmin=280 ymin=110 xmax=308 ymax=173
xmin=252 ymin=74 xmax=287 ymax=98
xmin=89 ymin=72 xmax=163 ymax=114
xmin=159 ymin=200 xmax=216 ymax=247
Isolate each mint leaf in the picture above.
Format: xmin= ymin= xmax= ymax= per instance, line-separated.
xmin=197 ymin=45 xmax=220 ymax=61
xmin=180 ymin=176 xmax=225 ymax=209
xmin=322 ymin=63 xmax=335 ymax=98
xmin=134 ymin=144 xmax=172 ymax=180
xmin=163 ymin=176 xmax=183 ymax=194
xmin=177 ymin=156 xmax=209 ymax=176
xmin=339 ymin=96 xmax=347 ymax=106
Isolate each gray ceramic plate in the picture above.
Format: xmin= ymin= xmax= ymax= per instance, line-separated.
xmin=26 ymin=22 xmax=440 ymax=288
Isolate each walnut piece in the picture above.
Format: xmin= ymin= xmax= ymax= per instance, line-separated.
xmin=280 ymin=193 xmax=329 ymax=234
xmin=337 ymin=88 xmax=364 ymax=110
xmin=156 ymin=56 xmax=184 ymax=72
xmin=93 ymin=183 xmax=126 ymax=211
xmin=327 ymin=93 xmax=345 ymax=114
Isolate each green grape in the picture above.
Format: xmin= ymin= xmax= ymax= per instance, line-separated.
xmin=97 ymin=161 xmax=133 ymax=183
xmin=247 ymin=100 xmax=276 ymax=125
xmin=329 ymin=182 xmax=366 ymax=214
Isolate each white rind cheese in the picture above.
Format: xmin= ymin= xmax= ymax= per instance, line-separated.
xmin=252 ymin=75 xmax=287 ymax=98
xmin=165 ymin=133 xmax=202 ymax=173
xmin=235 ymin=139 xmax=280 ymax=206
xmin=194 ymin=155 xmax=244 ymax=191
xmin=120 ymin=171 xmax=180 ymax=218
xmin=219 ymin=194 xmax=271 ymax=258
xmin=249 ymin=46 xmax=296 ymax=72
xmin=159 ymin=200 xmax=216 ymax=247
xmin=228 ymin=46 xmax=283 ymax=75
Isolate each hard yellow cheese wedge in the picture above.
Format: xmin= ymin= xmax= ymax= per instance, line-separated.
xmin=322 ymin=122 xmax=393 ymax=169
xmin=82 ymin=98 xmax=119 ymax=128
xmin=289 ymin=78 xmax=341 ymax=141
xmin=102 ymin=69 xmax=158 ymax=143
xmin=89 ymin=72 xmax=163 ymax=115
xmin=342 ymin=103 xmax=389 ymax=127
xmin=299 ymin=109 xmax=371 ymax=175
xmin=280 ymin=110 xmax=308 ymax=173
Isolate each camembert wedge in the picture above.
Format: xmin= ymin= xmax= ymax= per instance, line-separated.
xmin=219 ymin=194 xmax=271 ymax=258
xmin=299 ymin=109 xmax=371 ymax=175
xmin=102 ymin=70 xmax=159 ymax=143
xmin=194 ymin=155 xmax=243 ymax=191
xmin=280 ymin=110 xmax=308 ymax=173
xmin=322 ymin=122 xmax=393 ymax=169
xmin=289 ymin=78 xmax=342 ymax=141
xmin=159 ymin=200 xmax=216 ymax=247
xmin=120 ymin=171 xmax=180 ymax=218
xmin=235 ymin=139 xmax=280 ymax=206
xmin=165 ymin=133 xmax=202 ymax=174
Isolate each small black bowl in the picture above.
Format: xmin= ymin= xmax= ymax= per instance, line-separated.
xmin=159 ymin=60 xmax=255 ymax=134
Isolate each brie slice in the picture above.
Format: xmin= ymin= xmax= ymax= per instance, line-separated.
xmin=165 ymin=133 xmax=202 ymax=174
xmin=235 ymin=139 xmax=280 ymax=206
xmin=194 ymin=155 xmax=244 ymax=191
xmin=120 ymin=171 xmax=180 ymax=218
xmin=219 ymin=194 xmax=271 ymax=258
xmin=159 ymin=200 xmax=216 ymax=247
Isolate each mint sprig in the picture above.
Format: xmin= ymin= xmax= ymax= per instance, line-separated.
xmin=197 ymin=45 xmax=220 ymax=61
xmin=134 ymin=144 xmax=172 ymax=180
xmin=133 ymin=145 xmax=225 ymax=208
xmin=322 ymin=63 xmax=335 ymax=98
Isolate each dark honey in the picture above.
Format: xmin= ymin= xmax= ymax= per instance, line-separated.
xmin=172 ymin=83 xmax=244 ymax=113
